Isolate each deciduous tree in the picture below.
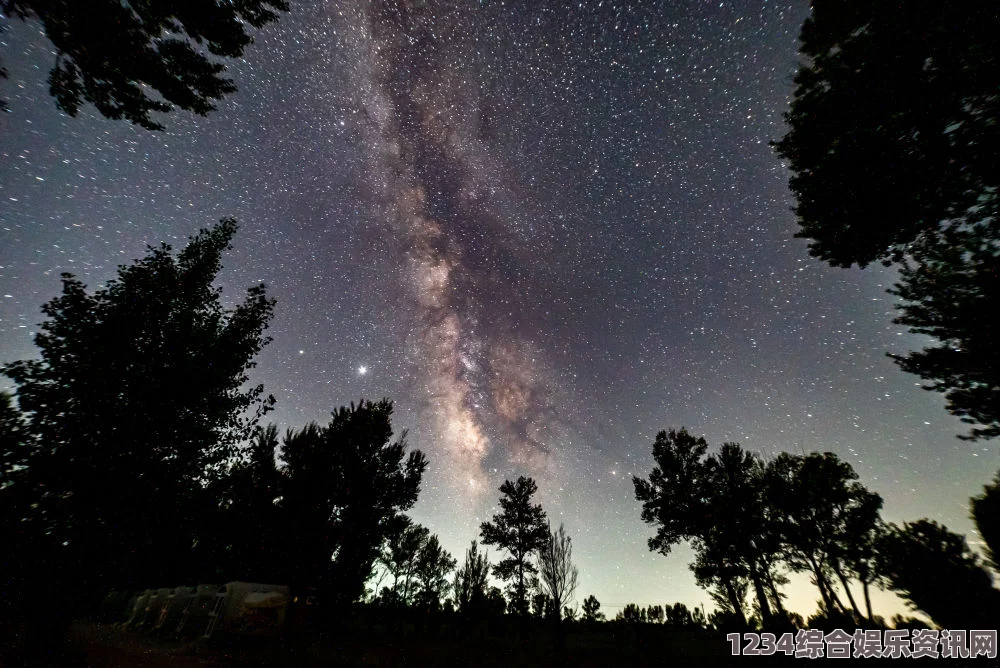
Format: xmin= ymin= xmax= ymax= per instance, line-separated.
xmin=773 ymin=1 xmax=1000 ymax=439
xmin=773 ymin=1 xmax=999 ymax=268
xmin=537 ymin=523 xmax=579 ymax=621
xmin=279 ymin=400 xmax=427 ymax=609
xmin=876 ymin=519 xmax=1000 ymax=628
xmin=581 ymin=594 xmax=604 ymax=622
xmin=971 ymin=472 xmax=1000 ymax=573
xmin=2 ymin=218 xmax=275 ymax=598
xmin=412 ymin=534 xmax=457 ymax=611
xmin=1 ymin=0 xmax=290 ymax=129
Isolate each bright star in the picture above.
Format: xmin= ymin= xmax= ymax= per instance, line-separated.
xmin=358 ymin=365 xmax=368 ymax=375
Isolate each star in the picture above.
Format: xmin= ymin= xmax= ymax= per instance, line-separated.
xmin=358 ymin=365 xmax=368 ymax=376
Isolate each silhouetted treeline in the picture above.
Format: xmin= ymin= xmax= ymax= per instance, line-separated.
xmin=633 ymin=428 xmax=1000 ymax=631
xmin=2 ymin=220 xmax=999 ymax=668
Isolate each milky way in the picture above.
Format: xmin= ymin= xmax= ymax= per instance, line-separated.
xmin=351 ymin=2 xmax=569 ymax=492
xmin=2 ymin=0 xmax=998 ymax=618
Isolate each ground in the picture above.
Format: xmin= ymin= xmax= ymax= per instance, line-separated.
xmin=56 ymin=620 xmax=770 ymax=667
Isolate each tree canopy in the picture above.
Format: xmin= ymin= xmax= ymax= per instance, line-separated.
xmin=1 ymin=0 xmax=289 ymax=129
xmin=452 ymin=540 xmax=492 ymax=617
xmin=774 ymin=1 xmax=1000 ymax=440
xmin=279 ymin=400 xmax=427 ymax=608
xmin=480 ymin=476 xmax=549 ymax=616
xmin=889 ymin=226 xmax=1000 ymax=440
xmin=634 ymin=431 xmax=787 ymax=628
xmin=635 ymin=430 xmax=894 ymax=630
xmin=971 ymin=473 xmax=1000 ymax=572
xmin=877 ymin=519 xmax=1000 ymax=629
xmin=1 ymin=218 xmax=275 ymax=600
xmin=773 ymin=1 xmax=999 ymax=269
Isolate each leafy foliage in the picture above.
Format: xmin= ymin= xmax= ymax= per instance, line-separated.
xmin=373 ymin=518 xmax=455 ymax=611
xmin=581 ymin=595 xmax=604 ymax=622
xmin=634 ymin=431 xmax=786 ymax=628
xmin=971 ymin=472 xmax=1000 ymax=572
xmin=279 ymin=400 xmax=427 ymax=608
xmin=765 ymin=451 xmax=882 ymax=622
xmin=2 ymin=218 xmax=275 ymax=597
xmin=1 ymin=0 xmax=289 ymax=129
xmin=0 ymin=391 xmax=29 ymax=485
xmin=480 ymin=476 xmax=549 ymax=616
xmin=773 ymin=2 xmax=1000 ymax=439
xmin=378 ymin=518 xmax=431 ymax=607
xmin=201 ymin=423 xmax=287 ymax=584
xmin=633 ymin=429 xmax=709 ymax=556
xmin=889 ymin=226 xmax=1000 ymax=440
xmin=773 ymin=1 xmax=999 ymax=268
xmin=876 ymin=519 xmax=1000 ymax=628
xmin=452 ymin=540 xmax=491 ymax=616
xmin=413 ymin=533 xmax=457 ymax=611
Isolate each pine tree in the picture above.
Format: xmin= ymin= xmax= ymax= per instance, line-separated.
xmin=480 ymin=476 xmax=549 ymax=616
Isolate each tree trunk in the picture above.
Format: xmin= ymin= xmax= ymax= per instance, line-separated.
xmin=807 ymin=555 xmax=834 ymax=612
xmin=862 ymin=579 xmax=875 ymax=625
xmin=724 ymin=578 xmax=748 ymax=629
xmin=832 ymin=563 xmax=861 ymax=621
xmin=749 ymin=567 xmax=774 ymax=629
xmin=766 ymin=574 xmax=788 ymax=621
xmin=517 ymin=559 xmax=524 ymax=616
xmin=821 ymin=570 xmax=849 ymax=616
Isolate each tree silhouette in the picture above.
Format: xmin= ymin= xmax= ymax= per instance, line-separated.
xmin=971 ymin=472 xmax=1000 ymax=572
xmin=378 ymin=517 xmax=431 ymax=607
xmin=2 ymin=218 xmax=275 ymax=602
xmin=480 ymin=476 xmax=549 ymax=616
xmin=0 ymin=391 xmax=41 ymax=628
xmin=1 ymin=0 xmax=290 ymax=129
xmin=633 ymin=429 xmax=709 ymax=554
xmin=704 ymin=443 xmax=786 ymax=628
xmin=765 ymin=451 xmax=881 ymax=622
xmin=664 ymin=602 xmax=692 ymax=628
xmin=707 ymin=576 xmax=754 ymax=631
xmin=634 ymin=430 xmax=785 ymax=628
xmin=876 ymin=519 xmax=1000 ymax=628
xmin=773 ymin=1 xmax=999 ymax=268
xmin=618 ymin=603 xmax=642 ymax=624
xmin=279 ymin=400 xmax=427 ymax=611
xmin=839 ymin=488 xmax=886 ymax=624
xmin=537 ymin=523 xmax=579 ymax=622
xmin=531 ymin=591 xmax=550 ymax=619
xmin=889 ymin=226 xmax=1000 ymax=440
xmin=0 ymin=391 xmax=29 ymax=484
xmin=773 ymin=2 xmax=1000 ymax=439
xmin=581 ymin=595 xmax=604 ymax=622
xmin=412 ymin=534 xmax=456 ymax=611
xmin=373 ymin=519 xmax=454 ymax=611
xmin=201 ymin=423 xmax=288 ymax=583
xmin=452 ymin=540 xmax=490 ymax=616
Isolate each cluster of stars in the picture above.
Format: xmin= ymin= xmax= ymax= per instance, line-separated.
xmin=1 ymin=0 xmax=996 ymax=620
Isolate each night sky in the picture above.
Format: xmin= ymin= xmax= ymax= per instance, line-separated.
xmin=2 ymin=1 xmax=997 ymax=619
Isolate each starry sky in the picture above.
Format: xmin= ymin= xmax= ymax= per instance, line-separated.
xmin=1 ymin=1 xmax=997 ymax=619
